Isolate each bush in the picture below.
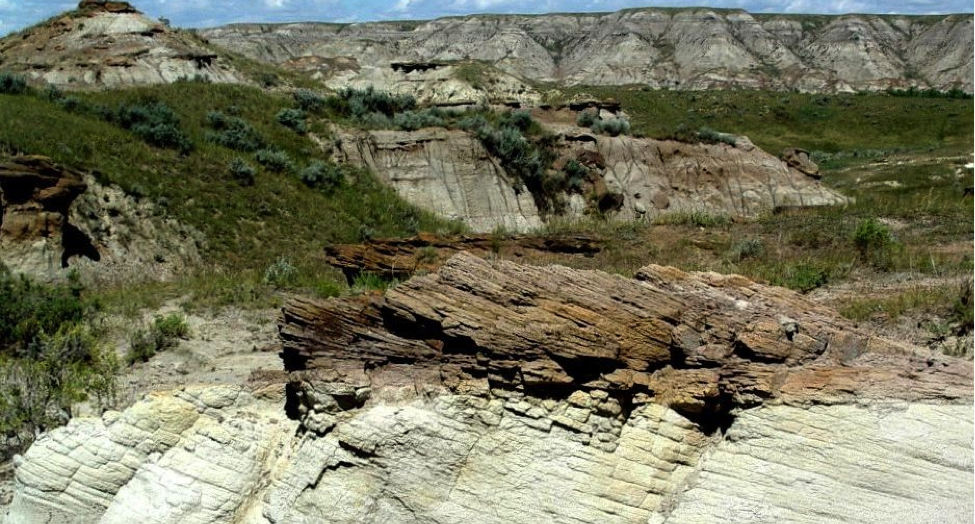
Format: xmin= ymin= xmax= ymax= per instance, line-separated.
xmin=654 ymin=210 xmax=731 ymax=228
xmin=294 ymin=89 xmax=326 ymax=113
xmin=0 ymin=71 xmax=28 ymax=95
xmin=205 ymin=114 xmax=266 ymax=152
xmin=458 ymin=114 xmax=488 ymax=131
xmin=502 ymin=110 xmax=534 ymax=131
xmin=299 ymin=160 xmax=344 ymax=191
xmin=116 ymin=101 xmax=193 ymax=153
xmin=727 ymin=238 xmax=765 ymax=262
xmin=228 ymin=157 xmax=256 ymax=186
xmin=853 ymin=217 xmax=901 ymax=270
xmin=697 ymin=126 xmax=737 ymax=146
xmin=952 ymin=280 xmax=974 ymax=336
xmin=153 ymin=313 xmax=190 ymax=339
xmin=0 ymin=269 xmax=116 ymax=453
xmin=276 ymin=108 xmax=307 ymax=134
xmin=351 ymin=272 xmax=399 ymax=293
xmin=778 ymin=262 xmax=830 ymax=292
xmin=393 ymin=109 xmax=445 ymax=131
xmin=563 ymin=160 xmax=588 ymax=191
xmin=576 ymin=111 xmax=598 ymax=128
xmin=591 ymin=117 xmax=631 ymax=137
xmin=263 ymin=257 xmax=298 ymax=288
xmin=254 ymin=148 xmax=294 ymax=173
xmin=327 ymin=87 xmax=416 ymax=119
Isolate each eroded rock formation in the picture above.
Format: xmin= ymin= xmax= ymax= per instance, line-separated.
xmin=0 ymin=1 xmax=247 ymax=89
xmin=0 ymin=155 xmax=201 ymax=280
xmin=335 ymin=126 xmax=847 ymax=232
xmin=4 ymin=255 xmax=972 ymax=524
xmin=201 ymin=9 xmax=974 ymax=94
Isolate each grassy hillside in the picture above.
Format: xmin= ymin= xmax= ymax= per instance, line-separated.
xmin=549 ymin=87 xmax=973 ymax=159
xmin=0 ymin=81 xmax=463 ymax=306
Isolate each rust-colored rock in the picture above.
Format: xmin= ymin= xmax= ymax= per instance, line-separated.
xmin=280 ymin=253 xmax=973 ymax=423
xmin=77 ymin=0 xmax=138 ymax=14
xmin=323 ymin=232 xmax=603 ymax=282
xmin=0 ymin=156 xmax=86 ymax=243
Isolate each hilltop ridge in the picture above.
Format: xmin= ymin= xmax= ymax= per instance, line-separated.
xmin=201 ymin=7 xmax=974 ymax=94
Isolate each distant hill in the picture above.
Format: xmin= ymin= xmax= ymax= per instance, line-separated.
xmin=201 ymin=8 xmax=974 ymax=94
xmin=0 ymin=0 xmax=250 ymax=89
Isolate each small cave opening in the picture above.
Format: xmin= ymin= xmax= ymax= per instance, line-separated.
xmin=60 ymin=222 xmax=100 ymax=268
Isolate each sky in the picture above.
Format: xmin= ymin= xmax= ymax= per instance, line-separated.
xmin=0 ymin=0 xmax=971 ymax=35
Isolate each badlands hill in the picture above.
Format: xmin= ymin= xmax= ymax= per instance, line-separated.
xmin=0 ymin=0 xmax=248 ymax=89
xmin=201 ymin=8 xmax=974 ymax=94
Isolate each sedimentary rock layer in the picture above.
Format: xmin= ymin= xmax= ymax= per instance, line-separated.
xmin=202 ymin=9 xmax=974 ymax=93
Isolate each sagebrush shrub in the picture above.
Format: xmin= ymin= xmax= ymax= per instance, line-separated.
xmin=0 ymin=71 xmax=28 ymax=95
xmin=300 ymin=160 xmax=343 ymax=191
xmin=276 ymin=108 xmax=307 ymax=134
xmin=254 ymin=148 xmax=294 ymax=173
xmin=228 ymin=157 xmax=256 ymax=186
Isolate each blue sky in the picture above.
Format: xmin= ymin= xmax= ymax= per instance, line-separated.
xmin=1 ymin=0 xmax=971 ymax=34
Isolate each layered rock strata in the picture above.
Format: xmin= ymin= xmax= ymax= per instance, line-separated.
xmin=5 ymin=254 xmax=972 ymax=524
xmin=202 ymin=10 xmax=974 ymax=93
xmin=0 ymin=1 xmax=247 ymax=89
xmin=335 ymin=127 xmax=848 ymax=232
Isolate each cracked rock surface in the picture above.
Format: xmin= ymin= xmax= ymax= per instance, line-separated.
xmin=4 ymin=255 xmax=972 ymax=524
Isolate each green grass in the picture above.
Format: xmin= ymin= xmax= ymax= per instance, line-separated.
xmin=545 ymin=87 xmax=973 ymax=157
xmin=0 ymin=82 xmax=465 ymax=310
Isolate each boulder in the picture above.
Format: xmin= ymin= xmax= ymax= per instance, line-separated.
xmin=781 ymin=147 xmax=820 ymax=178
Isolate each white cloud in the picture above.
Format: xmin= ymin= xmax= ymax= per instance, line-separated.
xmin=264 ymin=0 xmax=289 ymax=8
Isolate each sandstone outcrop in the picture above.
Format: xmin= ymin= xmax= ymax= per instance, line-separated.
xmin=322 ymin=232 xmax=602 ymax=282
xmin=335 ymin=126 xmax=847 ymax=232
xmin=4 ymin=255 xmax=972 ymax=523
xmin=202 ymin=9 xmax=974 ymax=94
xmin=0 ymin=156 xmax=90 ymax=275
xmin=0 ymin=155 xmax=201 ymax=280
xmin=0 ymin=2 xmax=247 ymax=89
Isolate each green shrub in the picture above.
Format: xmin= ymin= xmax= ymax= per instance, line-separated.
xmin=727 ymin=237 xmax=765 ymax=262
xmin=774 ymin=262 xmax=830 ymax=292
xmin=327 ymin=87 xmax=416 ymax=119
xmin=228 ymin=157 xmax=256 ymax=186
xmin=153 ymin=313 xmax=190 ymax=339
xmin=393 ymin=109 xmax=445 ymax=131
xmin=576 ymin=111 xmax=598 ymax=128
xmin=276 ymin=107 xmax=307 ymax=134
xmin=458 ymin=114 xmax=488 ymax=131
xmin=126 ymin=323 xmax=179 ymax=365
xmin=254 ymin=148 xmax=294 ymax=173
xmin=952 ymin=279 xmax=974 ymax=336
xmin=299 ymin=160 xmax=343 ymax=191
xmin=852 ymin=217 xmax=901 ymax=270
xmin=0 ymin=72 xmax=28 ymax=95
xmin=115 ymin=101 xmax=193 ymax=154
xmin=592 ymin=117 xmax=631 ymax=137
xmin=0 ymin=270 xmax=116 ymax=453
xmin=294 ymin=89 xmax=326 ymax=113
xmin=502 ymin=110 xmax=534 ymax=131
xmin=205 ymin=114 xmax=266 ymax=152
xmin=42 ymin=84 xmax=63 ymax=102
xmin=697 ymin=126 xmax=737 ymax=146
xmin=263 ymin=257 xmax=298 ymax=288
xmin=654 ymin=210 xmax=731 ymax=228
xmin=352 ymin=272 xmax=399 ymax=293
xmin=563 ymin=160 xmax=588 ymax=191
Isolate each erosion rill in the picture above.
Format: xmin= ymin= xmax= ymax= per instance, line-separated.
xmin=6 ymin=253 xmax=972 ymax=524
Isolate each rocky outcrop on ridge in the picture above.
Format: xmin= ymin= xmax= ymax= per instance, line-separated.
xmin=4 ymin=254 xmax=972 ymax=523
xmin=201 ymin=9 xmax=974 ymax=94
xmin=0 ymin=1 xmax=247 ymax=89
xmin=0 ymin=155 xmax=201 ymax=280
xmin=334 ymin=125 xmax=847 ymax=232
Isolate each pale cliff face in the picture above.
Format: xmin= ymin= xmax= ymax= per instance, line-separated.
xmin=201 ymin=9 xmax=974 ymax=93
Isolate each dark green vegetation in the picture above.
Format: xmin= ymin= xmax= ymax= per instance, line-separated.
xmin=0 ymin=267 xmax=117 ymax=455
xmin=126 ymin=313 xmax=190 ymax=365
xmin=548 ymin=87 xmax=973 ymax=159
xmin=0 ymin=80 xmax=464 ymax=308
